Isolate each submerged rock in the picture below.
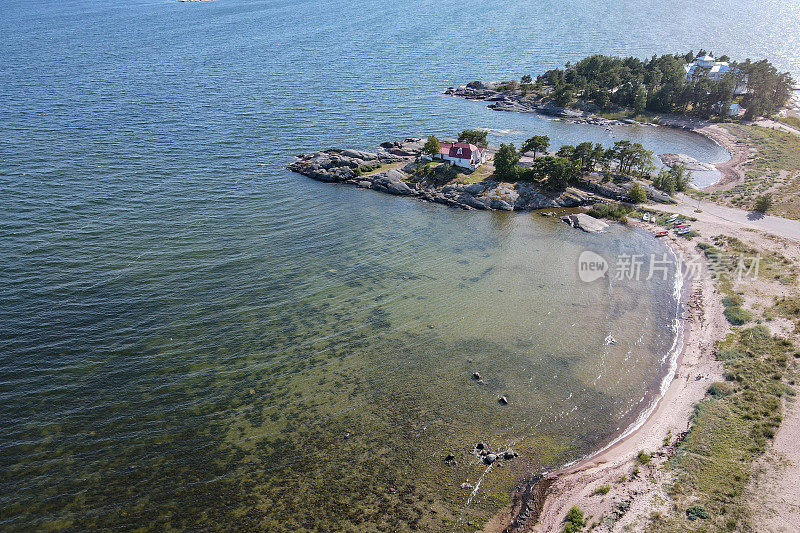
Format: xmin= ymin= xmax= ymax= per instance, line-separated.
xmin=498 ymin=395 xmax=509 ymax=405
xmin=472 ymin=372 xmax=481 ymax=380
xmin=659 ymin=153 xmax=716 ymax=171
xmin=484 ymin=453 xmax=497 ymax=464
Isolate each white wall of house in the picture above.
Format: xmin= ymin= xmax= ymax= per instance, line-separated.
xmin=433 ymin=151 xmax=484 ymax=170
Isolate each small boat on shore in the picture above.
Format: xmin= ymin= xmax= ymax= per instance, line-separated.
xmin=643 ymin=213 xmax=650 ymax=222
xmin=655 ymin=231 xmax=668 ymax=237
xmin=676 ymin=227 xmax=693 ymax=235
xmin=673 ymin=219 xmax=686 ymax=226
xmin=666 ymin=215 xmax=678 ymax=223
xmin=674 ymin=223 xmax=691 ymax=229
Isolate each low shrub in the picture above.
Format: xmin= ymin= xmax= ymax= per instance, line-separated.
xmin=724 ymin=305 xmax=753 ymax=325
xmin=593 ymin=484 xmax=611 ymax=496
xmin=563 ymin=506 xmax=585 ymax=533
xmin=708 ymin=382 xmax=734 ymax=398
xmin=686 ymin=505 xmax=709 ymax=521
xmin=587 ymin=202 xmax=632 ymax=223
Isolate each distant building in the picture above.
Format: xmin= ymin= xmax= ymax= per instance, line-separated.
xmin=434 ymin=142 xmax=486 ymax=170
xmin=714 ymin=101 xmax=742 ymax=117
xmin=685 ymin=54 xmax=748 ymax=95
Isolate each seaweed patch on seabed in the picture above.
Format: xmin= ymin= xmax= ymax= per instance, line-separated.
xmin=461 ymin=266 xmax=495 ymax=285
xmin=7 ymin=265 xmax=663 ymax=532
xmin=86 ymin=316 xmax=604 ymax=529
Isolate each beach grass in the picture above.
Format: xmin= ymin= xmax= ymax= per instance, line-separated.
xmin=777 ymin=115 xmax=800 ymax=131
xmin=357 ymin=160 xmax=406 ymax=177
xmin=649 ymin=237 xmax=798 ymax=532
xmin=705 ymin=125 xmax=800 ymax=219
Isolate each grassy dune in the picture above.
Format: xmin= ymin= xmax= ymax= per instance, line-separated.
xmin=702 ymin=125 xmax=800 ymax=219
xmin=649 ymin=237 xmax=799 ymax=532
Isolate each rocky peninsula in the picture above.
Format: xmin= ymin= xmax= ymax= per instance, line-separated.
xmin=445 ymin=82 xmax=637 ymax=126
xmin=288 ymin=138 xmax=676 ymax=216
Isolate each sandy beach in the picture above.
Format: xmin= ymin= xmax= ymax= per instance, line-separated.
xmin=483 ymin=193 xmax=800 ymax=532
xmin=481 ymin=227 xmax=727 ymax=533
xmin=693 ymin=123 xmax=752 ymax=192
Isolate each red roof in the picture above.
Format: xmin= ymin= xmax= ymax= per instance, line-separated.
xmin=438 ymin=142 xmax=480 ymax=160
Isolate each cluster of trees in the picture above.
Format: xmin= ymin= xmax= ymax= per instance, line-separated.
xmin=600 ymin=140 xmax=655 ymax=178
xmin=495 ymin=135 xmax=656 ymax=191
xmin=532 ymin=51 xmax=793 ymax=119
xmin=740 ymin=60 xmax=794 ymax=119
xmin=652 ymin=164 xmax=691 ymax=195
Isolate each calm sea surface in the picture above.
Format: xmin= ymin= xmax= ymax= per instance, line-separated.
xmin=2 ymin=0 xmax=798 ymax=530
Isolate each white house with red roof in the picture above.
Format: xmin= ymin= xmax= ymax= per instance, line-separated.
xmin=433 ymin=141 xmax=486 ymax=170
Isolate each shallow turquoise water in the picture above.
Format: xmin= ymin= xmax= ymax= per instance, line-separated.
xmin=2 ymin=0 xmax=799 ymax=530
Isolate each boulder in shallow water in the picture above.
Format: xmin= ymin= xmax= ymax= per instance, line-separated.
xmin=561 ymin=213 xmax=609 ymax=233
xmin=484 ymin=453 xmax=497 ymax=464
xmin=659 ymin=153 xmax=716 ymax=171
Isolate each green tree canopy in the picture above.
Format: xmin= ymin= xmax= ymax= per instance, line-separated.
xmin=422 ymin=135 xmax=441 ymax=156
xmin=493 ymin=143 xmax=520 ymax=180
xmin=629 ymin=183 xmax=647 ymax=203
xmin=521 ymin=135 xmax=550 ymax=159
xmin=553 ymin=83 xmax=574 ymax=107
xmin=458 ymin=129 xmax=488 ymax=148
xmin=653 ymin=163 xmax=691 ymax=196
xmin=532 ymin=156 xmax=578 ymax=191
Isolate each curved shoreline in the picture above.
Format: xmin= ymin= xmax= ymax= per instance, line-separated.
xmin=447 ymin=88 xmax=746 ymax=192
xmin=482 ymin=227 xmax=725 ymax=532
xmin=481 ymin=234 xmax=690 ymax=532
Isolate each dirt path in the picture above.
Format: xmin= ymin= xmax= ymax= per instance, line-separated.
xmin=647 ymin=195 xmax=800 ymax=243
xmin=755 ymin=118 xmax=800 ymax=138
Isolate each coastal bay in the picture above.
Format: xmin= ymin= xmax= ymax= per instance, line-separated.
xmin=3 ymin=0 xmax=800 ymax=532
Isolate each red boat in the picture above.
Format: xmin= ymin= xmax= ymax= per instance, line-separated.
xmin=674 ymin=224 xmax=691 ymax=229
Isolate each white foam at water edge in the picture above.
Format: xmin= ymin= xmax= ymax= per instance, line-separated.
xmin=545 ymin=240 xmax=685 ymax=475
